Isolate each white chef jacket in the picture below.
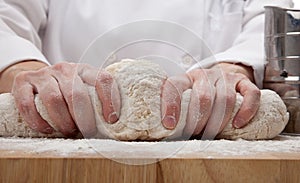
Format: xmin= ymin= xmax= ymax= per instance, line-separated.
xmin=0 ymin=0 xmax=293 ymax=88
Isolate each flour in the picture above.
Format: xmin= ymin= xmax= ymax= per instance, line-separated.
xmin=0 ymin=135 xmax=299 ymax=157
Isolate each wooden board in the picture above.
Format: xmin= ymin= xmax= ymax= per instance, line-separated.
xmin=0 ymin=136 xmax=300 ymax=183
xmin=1 ymin=154 xmax=300 ymax=183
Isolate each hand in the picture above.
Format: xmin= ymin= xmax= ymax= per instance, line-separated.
xmin=12 ymin=62 xmax=120 ymax=137
xmin=0 ymin=61 xmax=47 ymax=93
xmin=161 ymin=63 xmax=261 ymax=139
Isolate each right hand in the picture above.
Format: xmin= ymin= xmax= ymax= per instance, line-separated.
xmin=161 ymin=64 xmax=261 ymax=139
xmin=12 ymin=62 xmax=120 ymax=137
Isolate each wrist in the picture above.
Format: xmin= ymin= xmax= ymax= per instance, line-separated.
xmin=0 ymin=60 xmax=48 ymax=93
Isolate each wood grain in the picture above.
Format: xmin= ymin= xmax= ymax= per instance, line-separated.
xmin=0 ymin=153 xmax=300 ymax=183
xmin=1 ymin=136 xmax=300 ymax=183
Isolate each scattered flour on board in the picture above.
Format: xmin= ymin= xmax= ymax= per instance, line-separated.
xmin=0 ymin=135 xmax=300 ymax=157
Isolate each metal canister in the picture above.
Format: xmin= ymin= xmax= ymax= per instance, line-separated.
xmin=264 ymin=6 xmax=300 ymax=134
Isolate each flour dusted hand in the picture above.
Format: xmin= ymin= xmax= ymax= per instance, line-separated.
xmin=0 ymin=93 xmax=64 ymax=138
xmin=93 ymin=60 xmax=288 ymax=140
xmin=11 ymin=62 xmax=120 ymax=138
xmin=0 ymin=59 xmax=288 ymax=140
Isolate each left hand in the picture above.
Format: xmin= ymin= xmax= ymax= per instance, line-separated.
xmin=12 ymin=62 xmax=120 ymax=137
xmin=161 ymin=63 xmax=261 ymax=139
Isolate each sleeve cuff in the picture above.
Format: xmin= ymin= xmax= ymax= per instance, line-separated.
xmin=0 ymin=36 xmax=50 ymax=72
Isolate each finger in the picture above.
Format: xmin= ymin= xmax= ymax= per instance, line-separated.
xmin=76 ymin=64 xmax=120 ymax=124
xmin=95 ymin=69 xmax=120 ymax=123
xmin=201 ymin=74 xmax=236 ymax=139
xmin=184 ymin=75 xmax=215 ymax=137
xmin=233 ymin=78 xmax=261 ymax=128
xmin=51 ymin=63 xmax=97 ymax=137
xmin=161 ymin=75 xmax=191 ymax=130
xmin=12 ymin=74 xmax=53 ymax=134
xmin=219 ymin=73 xmax=239 ymax=131
xmin=37 ymin=76 xmax=78 ymax=137
xmin=70 ymin=75 xmax=97 ymax=138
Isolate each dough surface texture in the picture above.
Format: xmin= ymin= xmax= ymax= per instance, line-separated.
xmin=0 ymin=59 xmax=289 ymax=140
xmin=91 ymin=59 xmax=187 ymax=140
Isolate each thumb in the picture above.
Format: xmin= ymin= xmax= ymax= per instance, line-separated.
xmin=96 ymin=70 xmax=121 ymax=124
xmin=161 ymin=75 xmax=191 ymax=129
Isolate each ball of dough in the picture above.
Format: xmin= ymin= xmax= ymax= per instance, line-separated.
xmin=0 ymin=59 xmax=288 ymax=140
xmin=91 ymin=59 xmax=288 ymax=140
xmin=216 ymin=90 xmax=289 ymax=140
xmin=91 ymin=59 xmax=188 ymax=140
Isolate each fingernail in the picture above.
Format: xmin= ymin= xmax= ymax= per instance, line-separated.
xmin=108 ymin=112 xmax=118 ymax=123
xmin=163 ymin=115 xmax=177 ymax=129
xmin=233 ymin=119 xmax=243 ymax=129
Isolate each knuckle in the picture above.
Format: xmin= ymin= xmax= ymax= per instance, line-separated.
xmin=51 ymin=63 xmax=64 ymax=70
xmin=198 ymin=93 xmax=212 ymax=106
xmin=45 ymin=92 xmax=62 ymax=104
xmin=13 ymin=73 xmax=26 ymax=85
xmin=245 ymin=85 xmax=261 ymax=99
xmin=97 ymin=71 xmax=113 ymax=85
xmin=188 ymin=69 xmax=204 ymax=76
xmin=164 ymin=78 xmax=182 ymax=94
xmin=64 ymin=90 xmax=74 ymax=103
xmin=187 ymin=69 xmax=205 ymax=81
xmin=15 ymin=71 xmax=27 ymax=79
xmin=236 ymin=73 xmax=248 ymax=79
xmin=15 ymin=70 xmax=38 ymax=81
xmin=51 ymin=63 xmax=71 ymax=73
xmin=251 ymin=88 xmax=261 ymax=98
xmin=77 ymin=63 xmax=93 ymax=76
xmin=18 ymin=98 xmax=34 ymax=113
xmin=226 ymin=72 xmax=239 ymax=80
xmin=226 ymin=93 xmax=236 ymax=103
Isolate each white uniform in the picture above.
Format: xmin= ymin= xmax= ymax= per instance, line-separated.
xmin=0 ymin=0 xmax=293 ymax=88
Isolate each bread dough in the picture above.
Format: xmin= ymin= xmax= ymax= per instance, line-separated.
xmin=0 ymin=93 xmax=64 ymax=138
xmin=0 ymin=59 xmax=289 ymax=140
xmin=90 ymin=60 xmax=188 ymax=140
xmin=91 ymin=59 xmax=289 ymax=140
xmin=217 ymin=91 xmax=289 ymax=140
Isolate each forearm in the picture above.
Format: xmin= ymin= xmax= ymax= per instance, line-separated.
xmin=0 ymin=0 xmax=49 ymax=94
xmin=0 ymin=61 xmax=48 ymax=93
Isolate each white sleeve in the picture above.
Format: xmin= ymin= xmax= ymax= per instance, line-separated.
xmin=0 ymin=0 xmax=49 ymax=72
xmin=213 ymin=0 xmax=293 ymax=88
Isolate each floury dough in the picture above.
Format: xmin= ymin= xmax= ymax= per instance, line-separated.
xmin=0 ymin=59 xmax=289 ymax=140
xmin=0 ymin=93 xmax=64 ymax=138
xmin=90 ymin=60 xmax=188 ymax=140
xmin=92 ymin=59 xmax=289 ymax=140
